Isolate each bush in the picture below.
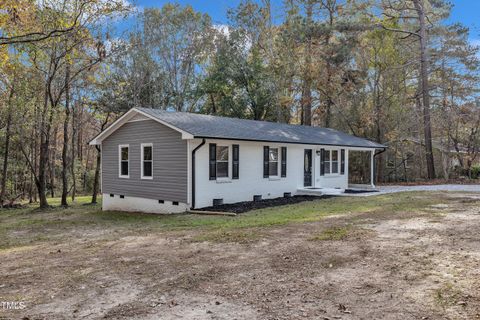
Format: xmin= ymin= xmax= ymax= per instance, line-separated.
xmin=471 ymin=165 xmax=480 ymax=179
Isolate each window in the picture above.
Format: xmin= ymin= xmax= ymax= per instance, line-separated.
xmin=324 ymin=150 xmax=330 ymax=174
xmin=119 ymin=145 xmax=129 ymax=178
xmin=269 ymin=148 xmax=279 ymax=176
xmin=141 ymin=143 xmax=153 ymax=179
xmin=323 ymin=149 xmax=341 ymax=175
xmin=216 ymin=146 xmax=229 ymax=178
xmin=331 ymin=150 xmax=339 ymax=174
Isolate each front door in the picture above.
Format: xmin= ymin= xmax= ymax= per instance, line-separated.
xmin=304 ymin=149 xmax=313 ymax=187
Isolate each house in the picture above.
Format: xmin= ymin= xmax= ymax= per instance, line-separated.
xmin=381 ymin=137 xmax=477 ymax=182
xmin=89 ymin=108 xmax=386 ymax=214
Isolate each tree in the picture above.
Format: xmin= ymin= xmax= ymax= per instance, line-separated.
xmin=413 ymin=0 xmax=435 ymax=179
xmin=8 ymin=0 xmax=130 ymax=208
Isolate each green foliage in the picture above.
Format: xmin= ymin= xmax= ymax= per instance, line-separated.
xmin=470 ymin=165 xmax=480 ymax=179
xmin=310 ymin=226 xmax=351 ymax=241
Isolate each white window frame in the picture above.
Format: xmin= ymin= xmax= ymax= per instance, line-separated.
xmin=216 ymin=145 xmax=230 ymax=180
xmin=118 ymin=144 xmax=129 ymax=178
xmin=324 ymin=148 xmax=341 ymax=176
xmin=268 ymin=147 xmax=280 ymax=178
xmin=141 ymin=143 xmax=153 ymax=180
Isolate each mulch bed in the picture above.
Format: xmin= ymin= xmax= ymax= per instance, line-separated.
xmin=197 ymin=195 xmax=332 ymax=214
xmin=344 ymin=189 xmax=379 ymax=194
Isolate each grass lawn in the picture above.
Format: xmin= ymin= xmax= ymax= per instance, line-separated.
xmin=0 ymin=192 xmax=451 ymax=250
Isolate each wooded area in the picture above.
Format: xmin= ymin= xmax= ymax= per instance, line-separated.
xmin=0 ymin=0 xmax=479 ymax=208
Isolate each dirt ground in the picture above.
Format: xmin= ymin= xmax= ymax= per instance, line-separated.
xmin=1 ymin=192 xmax=480 ymax=320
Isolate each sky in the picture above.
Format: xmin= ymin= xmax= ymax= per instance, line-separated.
xmin=125 ymin=0 xmax=480 ymax=44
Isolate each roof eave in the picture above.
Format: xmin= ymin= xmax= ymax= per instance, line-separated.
xmin=193 ymin=135 xmax=386 ymax=149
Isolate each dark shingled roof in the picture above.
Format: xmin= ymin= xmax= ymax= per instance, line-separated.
xmin=137 ymin=107 xmax=385 ymax=149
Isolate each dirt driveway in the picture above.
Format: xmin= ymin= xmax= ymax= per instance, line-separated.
xmin=1 ymin=192 xmax=480 ymax=320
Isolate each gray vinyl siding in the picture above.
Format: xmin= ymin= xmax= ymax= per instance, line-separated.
xmin=102 ymin=119 xmax=188 ymax=203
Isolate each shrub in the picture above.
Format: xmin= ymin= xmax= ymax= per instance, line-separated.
xmin=471 ymin=165 xmax=480 ymax=179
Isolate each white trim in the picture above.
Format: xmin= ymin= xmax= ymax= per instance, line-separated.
xmin=187 ymin=140 xmax=192 ymax=206
xmin=215 ymin=145 xmax=230 ymax=179
xmin=89 ymin=108 xmax=194 ymax=145
xmin=90 ymin=110 xmax=137 ymax=145
xmin=268 ymin=147 xmax=280 ymax=178
xmin=141 ymin=143 xmax=153 ymax=180
xmin=100 ymin=144 xmax=103 ymax=192
xmin=323 ymin=147 xmax=341 ymax=176
xmin=128 ymin=113 xmax=150 ymax=122
xmin=118 ymin=144 xmax=130 ymax=179
xmin=129 ymin=118 xmax=151 ymax=122
xmin=134 ymin=109 xmax=194 ymax=140
xmin=371 ymin=149 xmax=375 ymax=188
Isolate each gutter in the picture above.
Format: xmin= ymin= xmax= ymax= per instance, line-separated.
xmin=193 ymin=135 xmax=386 ymax=149
xmin=191 ymin=138 xmax=206 ymax=210
xmin=374 ymin=147 xmax=387 ymax=157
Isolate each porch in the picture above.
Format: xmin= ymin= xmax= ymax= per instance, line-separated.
xmin=297 ymin=148 xmax=379 ymax=196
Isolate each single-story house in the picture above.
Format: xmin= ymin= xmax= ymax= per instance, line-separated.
xmin=89 ymin=108 xmax=386 ymax=214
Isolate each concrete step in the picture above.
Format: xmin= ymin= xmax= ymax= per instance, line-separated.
xmin=297 ymin=188 xmax=345 ymax=196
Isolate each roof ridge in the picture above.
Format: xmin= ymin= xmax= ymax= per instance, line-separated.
xmin=135 ymin=107 xmax=339 ymax=131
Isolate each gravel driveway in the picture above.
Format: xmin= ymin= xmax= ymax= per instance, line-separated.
xmin=373 ymin=184 xmax=480 ymax=195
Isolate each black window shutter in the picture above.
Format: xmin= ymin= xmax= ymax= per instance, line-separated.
xmin=209 ymin=143 xmax=216 ymax=180
xmin=320 ymin=148 xmax=325 ymax=176
xmin=281 ymin=147 xmax=287 ymax=177
xmin=232 ymin=144 xmax=239 ymax=179
xmin=340 ymin=149 xmax=345 ymax=175
xmin=263 ymin=146 xmax=269 ymax=178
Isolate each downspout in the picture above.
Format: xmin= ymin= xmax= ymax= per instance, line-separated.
xmin=191 ymin=138 xmax=206 ymax=209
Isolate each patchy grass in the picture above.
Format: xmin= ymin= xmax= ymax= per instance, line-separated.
xmin=309 ymin=225 xmax=376 ymax=241
xmin=434 ymin=282 xmax=465 ymax=308
xmin=0 ymin=191 xmax=459 ymax=250
xmin=310 ymin=226 xmax=351 ymax=241
xmin=192 ymin=228 xmax=263 ymax=243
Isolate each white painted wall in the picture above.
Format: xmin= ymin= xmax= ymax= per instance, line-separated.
xmin=192 ymin=139 xmax=352 ymax=208
xmin=314 ymin=148 xmax=349 ymax=189
xmin=102 ymin=193 xmax=188 ymax=214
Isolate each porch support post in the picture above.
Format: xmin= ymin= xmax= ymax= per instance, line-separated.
xmin=370 ymin=149 xmax=375 ymax=188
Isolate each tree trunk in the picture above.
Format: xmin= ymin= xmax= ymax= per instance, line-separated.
xmin=92 ymin=145 xmax=101 ymax=204
xmin=61 ymin=64 xmax=71 ymax=206
xmin=301 ymin=0 xmax=313 ymax=126
xmin=71 ymin=102 xmax=77 ymax=202
xmin=38 ymin=134 xmax=50 ymax=208
xmin=414 ymin=0 xmax=435 ymax=179
xmin=50 ymin=125 xmax=58 ymax=198
xmin=92 ymin=113 xmax=110 ymax=204
xmin=374 ymin=70 xmax=384 ymax=183
xmin=323 ymin=5 xmax=334 ymax=128
xmin=0 ymin=82 xmax=14 ymax=206
xmin=37 ymin=84 xmax=53 ymax=209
